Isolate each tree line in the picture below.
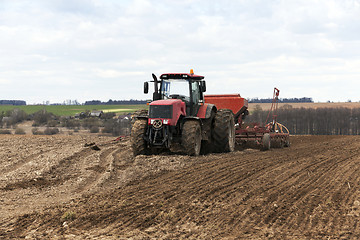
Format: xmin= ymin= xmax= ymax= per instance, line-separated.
xmin=248 ymin=97 xmax=313 ymax=103
xmin=0 ymin=99 xmax=147 ymax=106
xmin=0 ymin=100 xmax=26 ymax=105
xmin=246 ymin=105 xmax=360 ymax=135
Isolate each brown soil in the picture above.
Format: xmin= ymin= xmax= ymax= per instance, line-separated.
xmin=1 ymin=135 xmax=360 ymax=239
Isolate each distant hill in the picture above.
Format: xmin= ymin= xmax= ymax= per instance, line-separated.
xmin=0 ymin=100 xmax=26 ymax=105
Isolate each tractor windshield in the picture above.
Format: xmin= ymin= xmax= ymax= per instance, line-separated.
xmin=161 ymin=79 xmax=190 ymax=101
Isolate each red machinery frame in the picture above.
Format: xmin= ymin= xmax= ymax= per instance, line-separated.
xmin=205 ymin=88 xmax=290 ymax=149
xmin=235 ymin=87 xmax=289 ymax=148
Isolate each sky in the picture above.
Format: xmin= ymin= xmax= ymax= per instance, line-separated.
xmin=0 ymin=0 xmax=360 ymax=104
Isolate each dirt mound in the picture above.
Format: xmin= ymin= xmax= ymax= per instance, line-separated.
xmin=1 ymin=135 xmax=360 ymax=239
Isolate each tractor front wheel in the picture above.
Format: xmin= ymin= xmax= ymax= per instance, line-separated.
xmin=182 ymin=121 xmax=201 ymax=156
xmin=131 ymin=119 xmax=148 ymax=156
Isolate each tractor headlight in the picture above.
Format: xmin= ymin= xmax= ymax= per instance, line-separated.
xmin=163 ymin=119 xmax=169 ymax=125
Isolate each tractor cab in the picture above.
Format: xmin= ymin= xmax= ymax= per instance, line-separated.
xmin=144 ymin=70 xmax=206 ymax=117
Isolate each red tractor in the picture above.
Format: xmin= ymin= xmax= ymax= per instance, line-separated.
xmin=131 ymin=70 xmax=248 ymax=156
xmin=131 ymin=70 xmax=289 ymax=156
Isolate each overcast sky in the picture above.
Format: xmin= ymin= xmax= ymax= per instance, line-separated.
xmin=0 ymin=0 xmax=360 ymax=104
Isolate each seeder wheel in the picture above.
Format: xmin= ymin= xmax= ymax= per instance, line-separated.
xmin=261 ymin=133 xmax=271 ymax=150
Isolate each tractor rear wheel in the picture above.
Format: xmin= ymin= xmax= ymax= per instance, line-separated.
xmin=182 ymin=121 xmax=201 ymax=156
xmin=131 ymin=119 xmax=148 ymax=156
xmin=212 ymin=109 xmax=235 ymax=153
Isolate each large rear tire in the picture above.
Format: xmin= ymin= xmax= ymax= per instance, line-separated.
xmin=182 ymin=121 xmax=201 ymax=156
xmin=131 ymin=119 xmax=148 ymax=156
xmin=200 ymin=140 xmax=211 ymax=155
xmin=212 ymin=109 xmax=235 ymax=153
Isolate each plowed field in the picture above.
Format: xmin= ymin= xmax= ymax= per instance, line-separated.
xmin=1 ymin=135 xmax=360 ymax=239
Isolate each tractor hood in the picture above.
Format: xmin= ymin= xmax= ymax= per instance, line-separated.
xmin=148 ymin=99 xmax=186 ymax=126
xmin=149 ymin=99 xmax=184 ymax=106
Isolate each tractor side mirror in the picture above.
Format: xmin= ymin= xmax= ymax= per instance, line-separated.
xmin=144 ymin=82 xmax=149 ymax=94
xmin=200 ymin=81 xmax=206 ymax=92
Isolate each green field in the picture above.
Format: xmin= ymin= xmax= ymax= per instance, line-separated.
xmin=0 ymin=104 xmax=148 ymax=116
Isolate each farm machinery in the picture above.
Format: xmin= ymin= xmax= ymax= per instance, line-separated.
xmin=131 ymin=70 xmax=289 ymax=156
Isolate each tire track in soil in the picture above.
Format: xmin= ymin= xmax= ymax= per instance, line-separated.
xmin=113 ymin=143 xmax=134 ymax=171
xmin=258 ymin=148 xmax=360 ymax=228
xmin=1 ymin=149 xmax=55 ymax=175
xmin=76 ymin=145 xmax=121 ymax=194
xmin=1 ymin=139 xmax=127 ymax=192
xmin=68 ymin=135 xmax=360 ymax=239
xmin=197 ymin=137 xmax=332 ymax=203
xmin=4 ymin=135 xmax=360 ymax=239
xmin=229 ymin=136 xmax=360 ymax=238
xmin=0 ymin=135 xmax=121 ymax=230
xmin=0 ymin=147 xmax=94 ymax=191
xmin=0 ymin=136 xmax=82 ymax=177
xmin=225 ymin=139 xmax=348 ymax=232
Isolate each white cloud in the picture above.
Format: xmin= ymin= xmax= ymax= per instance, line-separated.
xmin=0 ymin=78 xmax=10 ymax=84
xmin=0 ymin=0 xmax=360 ymax=103
xmin=94 ymin=69 xmax=144 ymax=78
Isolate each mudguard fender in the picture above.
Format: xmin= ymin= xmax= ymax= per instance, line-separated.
xmin=197 ymin=103 xmax=216 ymax=119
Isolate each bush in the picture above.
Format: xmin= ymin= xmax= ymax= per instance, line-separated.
xmin=4 ymin=109 xmax=28 ymax=127
xmin=0 ymin=108 xmax=28 ymax=128
xmin=102 ymin=120 xmax=115 ymax=134
xmin=44 ymin=127 xmax=59 ymax=135
xmin=90 ymin=125 xmax=99 ymax=133
xmin=82 ymin=118 xmax=102 ymax=129
xmin=61 ymin=118 xmax=81 ymax=129
xmin=47 ymin=120 xmax=59 ymax=127
xmin=102 ymin=119 xmax=131 ymax=136
xmin=15 ymin=128 xmax=26 ymax=135
xmin=0 ymin=129 xmax=12 ymax=134
xmin=32 ymin=128 xmax=44 ymax=135
xmin=100 ymin=112 xmax=116 ymax=119
xmin=32 ymin=109 xmax=56 ymax=126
